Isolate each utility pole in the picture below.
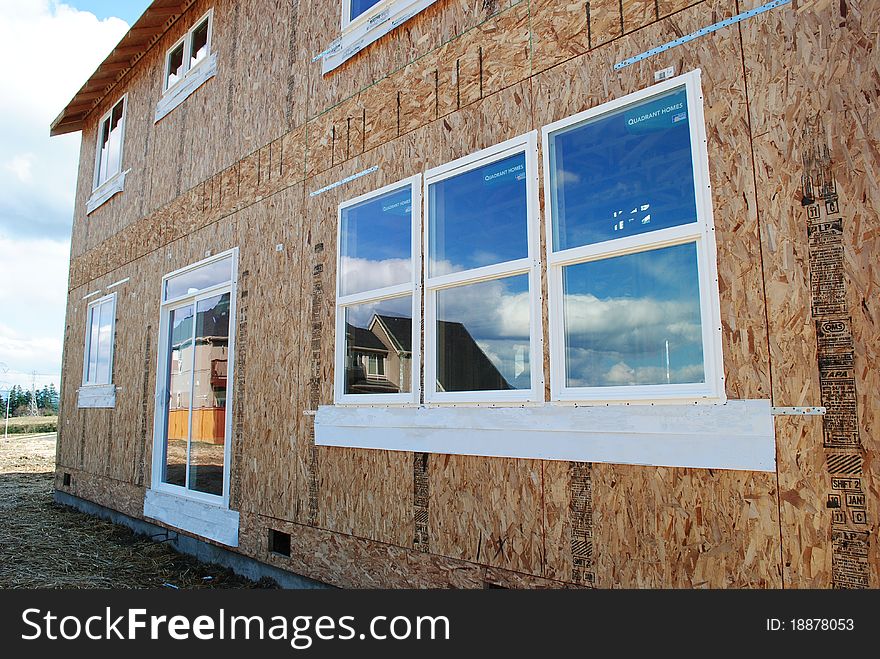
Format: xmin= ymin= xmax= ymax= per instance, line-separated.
xmin=28 ymin=371 xmax=39 ymax=417
xmin=0 ymin=362 xmax=9 ymax=439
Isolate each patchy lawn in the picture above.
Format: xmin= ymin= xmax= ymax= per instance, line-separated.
xmin=0 ymin=434 xmax=274 ymax=589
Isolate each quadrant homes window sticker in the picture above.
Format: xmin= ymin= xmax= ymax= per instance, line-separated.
xmin=155 ymin=10 xmax=217 ymax=123
xmin=145 ymin=250 xmax=240 ymax=547
xmin=86 ymin=96 xmax=128 ymax=215
xmin=320 ymin=0 xmax=439 ymax=74
xmin=78 ymin=293 xmax=117 ymax=408
xmin=542 ymin=69 xmax=725 ymax=403
xmin=334 ymin=176 xmax=421 ymax=405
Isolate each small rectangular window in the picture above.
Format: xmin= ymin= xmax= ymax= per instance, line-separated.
xmin=543 ymin=70 xmax=724 ymax=402
xmin=164 ymin=11 xmax=213 ymax=92
xmin=93 ymin=98 xmax=126 ymax=190
xmin=334 ymin=177 xmax=421 ymax=404
xmin=83 ymin=294 xmax=116 ymax=386
xmin=424 ymin=133 xmax=543 ymax=403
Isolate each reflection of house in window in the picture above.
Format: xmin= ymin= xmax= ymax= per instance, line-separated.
xmin=346 ymin=314 xmax=510 ymax=394
xmin=167 ymin=304 xmax=229 ymax=447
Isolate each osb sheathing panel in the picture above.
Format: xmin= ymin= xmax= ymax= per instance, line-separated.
xmin=55 ymin=468 xmax=146 ymax=521
xmin=741 ymin=0 xmax=879 ymax=588
xmin=239 ymin=511 xmax=575 ymax=589
xmin=591 ymin=464 xmax=781 ymax=587
xmin=298 ymin=0 xmax=512 ymax=121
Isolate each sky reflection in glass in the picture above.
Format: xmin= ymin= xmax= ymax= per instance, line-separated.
xmin=340 ymin=186 xmax=412 ymax=297
xmin=549 ymin=87 xmax=697 ymax=250
xmin=428 ymin=153 xmax=528 ymax=277
xmin=562 ymin=243 xmax=704 ymax=388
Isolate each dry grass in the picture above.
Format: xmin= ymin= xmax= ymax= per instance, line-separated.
xmin=0 ymin=434 xmax=275 ymax=589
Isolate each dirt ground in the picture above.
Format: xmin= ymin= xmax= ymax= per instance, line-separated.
xmin=0 ymin=434 xmax=273 ymax=589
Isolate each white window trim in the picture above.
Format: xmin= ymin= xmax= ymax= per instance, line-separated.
xmin=423 ymin=132 xmax=544 ymax=405
xmin=156 ymin=9 xmax=216 ymax=123
xmin=334 ymin=175 xmax=422 ymax=406
xmin=315 ymin=399 xmax=776 ymax=472
xmin=81 ymin=293 xmax=117 ymax=387
xmin=89 ymin=94 xmax=127 ymax=214
xmin=148 ymin=248 xmax=238 ymax=525
xmin=163 ymin=9 xmax=213 ymax=94
xmin=79 ymin=293 xmax=117 ymax=409
xmin=542 ymin=69 xmax=726 ymax=405
xmin=321 ymin=0 xmax=438 ymax=74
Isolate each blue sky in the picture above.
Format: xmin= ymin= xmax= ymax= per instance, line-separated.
xmin=0 ymin=1 xmax=149 ymax=393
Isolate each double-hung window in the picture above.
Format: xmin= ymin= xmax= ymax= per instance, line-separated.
xmin=93 ymin=98 xmax=125 ymax=189
xmin=87 ymin=96 xmax=127 ymax=214
xmin=424 ymin=134 xmax=543 ymax=403
xmin=543 ymin=70 xmax=724 ymax=402
xmin=335 ymin=176 xmax=421 ymax=405
xmin=79 ymin=294 xmax=117 ymax=408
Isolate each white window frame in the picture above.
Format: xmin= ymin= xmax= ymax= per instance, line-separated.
xmin=423 ymin=132 xmax=544 ymax=405
xmin=87 ymin=95 xmax=129 ymax=214
xmin=150 ymin=248 xmax=238 ymax=510
xmin=163 ymin=9 xmax=214 ymax=94
xmin=334 ymin=175 xmax=422 ymax=406
xmin=542 ymin=69 xmax=725 ymax=404
xmin=81 ymin=293 xmax=117 ymax=387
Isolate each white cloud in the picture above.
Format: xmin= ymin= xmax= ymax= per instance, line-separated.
xmin=0 ymin=1 xmax=129 ymax=240
xmin=0 ymin=1 xmax=130 ymax=387
xmin=339 ymin=256 xmax=411 ymax=296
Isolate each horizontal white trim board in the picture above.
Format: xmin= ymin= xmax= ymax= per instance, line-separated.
xmin=144 ymin=489 xmax=239 ymax=547
xmin=155 ymin=53 xmax=218 ymax=123
xmin=86 ymin=169 xmax=128 ymax=214
xmin=315 ymin=400 xmax=776 ymax=472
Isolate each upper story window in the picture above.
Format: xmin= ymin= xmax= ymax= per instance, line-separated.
xmin=93 ymin=97 xmax=126 ymax=190
xmin=542 ymin=70 xmax=724 ymax=402
xmin=344 ymin=0 xmax=384 ymax=27
xmin=155 ymin=10 xmax=217 ymax=123
xmin=164 ymin=11 xmax=213 ymax=92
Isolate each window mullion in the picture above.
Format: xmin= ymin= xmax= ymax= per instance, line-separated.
xmin=184 ymin=308 xmax=197 ymax=491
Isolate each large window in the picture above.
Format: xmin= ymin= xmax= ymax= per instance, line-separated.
xmin=424 ymin=134 xmax=543 ymax=403
xmin=334 ymin=176 xmax=421 ymax=405
xmin=542 ymin=70 xmax=724 ymax=402
xmin=153 ymin=251 xmax=236 ymax=502
xmin=344 ymin=0 xmax=384 ymax=26
xmin=93 ymin=97 xmax=126 ymax=190
xmin=164 ymin=10 xmax=213 ymax=92
xmin=82 ymin=294 xmax=116 ymax=387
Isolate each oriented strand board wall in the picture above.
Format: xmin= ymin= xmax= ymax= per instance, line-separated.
xmin=57 ymin=0 xmax=878 ymax=588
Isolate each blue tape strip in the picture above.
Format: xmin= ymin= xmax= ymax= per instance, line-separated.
xmin=614 ymin=0 xmax=791 ymax=70
xmin=309 ymin=166 xmax=379 ymax=197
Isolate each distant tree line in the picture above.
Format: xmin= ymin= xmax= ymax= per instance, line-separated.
xmin=0 ymin=384 xmax=59 ymax=417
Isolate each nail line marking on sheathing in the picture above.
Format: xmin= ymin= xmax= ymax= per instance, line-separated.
xmin=614 ymin=0 xmax=792 ymax=70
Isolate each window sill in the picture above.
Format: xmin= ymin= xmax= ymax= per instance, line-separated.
xmin=86 ymin=170 xmax=129 ymax=215
xmin=144 ymin=488 xmax=239 ymax=547
xmin=318 ymin=0 xmax=438 ymax=74
xmin=315 ymin=399 xmax=776 ymax=472
xmin=77 ymin=384 xmax=117 ymax=408
xmin=155 ymin=53 xmax=218 ymax=123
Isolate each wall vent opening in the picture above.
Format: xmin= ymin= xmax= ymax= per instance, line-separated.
xmin=269 ymin=529 xmax=291 ymax=557
xmin=62 ymin=473 xmax=71 ymax=487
